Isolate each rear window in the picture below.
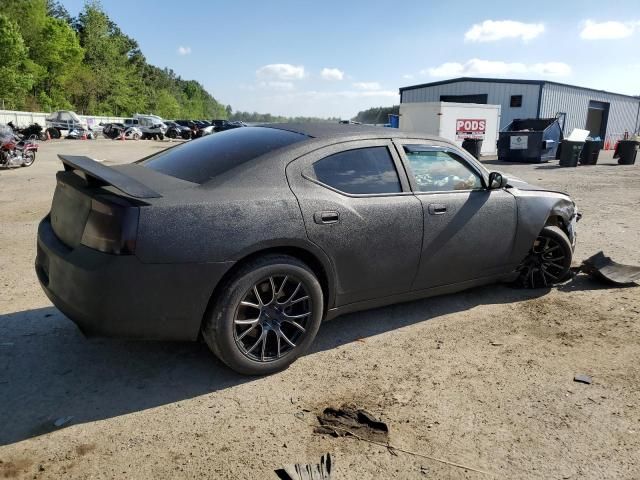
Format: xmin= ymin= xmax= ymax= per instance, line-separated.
xmin=140 ymin=127 xmax=308 ymax=184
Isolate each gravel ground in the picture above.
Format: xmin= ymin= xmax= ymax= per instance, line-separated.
xmin=0 ymin=138 xmax=639 ymax=479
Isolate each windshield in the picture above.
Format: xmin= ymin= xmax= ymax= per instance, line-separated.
xmin=0 ymin=125 xmax=15 ymax=140
xmin=140 ymin=126 xmax=308 ymax=184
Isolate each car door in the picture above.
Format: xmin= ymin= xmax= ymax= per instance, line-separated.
xmin=287 ymin=139 xmax=423 ymax=307
xmin=394 ymin=140 xmax=518 ymax=290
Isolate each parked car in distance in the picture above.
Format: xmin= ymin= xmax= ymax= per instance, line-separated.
xmin=36 ymin=123 xmax=579 ymax=375
xmin=124 ymin=114 xmax=167 ymax=140
xmin=101 ymin=122 xmax=142 ymax=140
xmin=164 ymin=120 xmax=192 ymax=140
xmin=212 ymin=119 xmax=244 ymax=132
xmin=45 ymin=110 xmax=87 ymax=138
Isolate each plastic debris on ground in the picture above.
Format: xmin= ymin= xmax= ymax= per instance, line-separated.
xmin=581 ymin=252 xmax=640 ymax=285
xmin=276 ymin=453 xmax=332 ymax=480
xmin=315 ymin=403 xmax=389 ymax=442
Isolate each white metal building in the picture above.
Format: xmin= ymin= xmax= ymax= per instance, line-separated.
xmin=399 ymin=77 xmax=640 ymax=144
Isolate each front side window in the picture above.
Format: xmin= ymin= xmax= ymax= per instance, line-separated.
xmin=403 ymin=147 xmax=483 ymax=192
xmin=312 ymin=146 xmax=402 ymax=195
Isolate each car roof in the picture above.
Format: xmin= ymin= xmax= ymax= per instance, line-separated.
xmin=259 ymin=122 xmax=447 ymax=143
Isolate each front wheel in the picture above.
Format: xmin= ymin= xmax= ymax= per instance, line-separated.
xmin=202 ymin=255 xmax=324 ymax=375
xmin=516 ymin=225 xmax=573 ymax=288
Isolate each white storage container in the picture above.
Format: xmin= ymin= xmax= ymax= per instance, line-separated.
xmin=399 ymin=102 xmax=501 ymax=156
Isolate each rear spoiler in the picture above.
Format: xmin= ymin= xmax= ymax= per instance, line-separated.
xmin=58 ymin=155 xmax=162 ymax=199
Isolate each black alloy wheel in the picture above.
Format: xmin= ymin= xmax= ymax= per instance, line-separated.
xmin=234 ymin=275 xmax=312 ymax=362
xmin=517 ymin=225 xmax=572 ymax=289
xmin=202 ymin=255 xmax=323 ymax=375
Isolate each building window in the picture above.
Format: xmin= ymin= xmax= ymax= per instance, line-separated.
xmin=510 ymin=95 xmax=523 ymax=108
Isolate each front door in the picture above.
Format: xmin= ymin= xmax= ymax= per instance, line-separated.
xmin=395 ymin=142 xmax=518 ymax=290
xmin=287 ymin=140 xmax=423 ymax=306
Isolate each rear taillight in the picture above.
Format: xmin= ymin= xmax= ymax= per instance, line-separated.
xmin=81 ymin=195 xmax=139 ymax=254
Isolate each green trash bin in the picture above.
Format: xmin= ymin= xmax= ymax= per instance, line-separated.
xmin=579 ymin=140 xmax=603 ymax=165
xmin=614 ymin=140 xmax=639 ymax=165
xmin=559 ymin=140 xmax=584 ymax=167
xmin=462 ymin=138 xmax=483 ymax=159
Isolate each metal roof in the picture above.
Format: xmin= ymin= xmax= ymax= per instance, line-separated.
xmin=399 ymin=77 xmax=640 ymax=101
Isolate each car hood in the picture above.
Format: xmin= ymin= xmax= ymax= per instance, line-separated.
xmin=504 ymin=173 xmax=572 ymax=198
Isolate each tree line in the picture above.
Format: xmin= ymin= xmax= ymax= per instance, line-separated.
xmin=352 ymin=105 xmax=399 ymax=124
xmin=229 ymin=111 xmax=340 ymax=124
xmin=0 ymin=0 xmax=375 ymax=123
xmin=0 ymin=0 xmax=228 ymax=119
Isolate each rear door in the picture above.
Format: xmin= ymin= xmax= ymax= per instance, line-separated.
xmin=287 ymin=140 xmax=423 ymax=306
xmin=394 ymin=141 xmax=518 ymax=290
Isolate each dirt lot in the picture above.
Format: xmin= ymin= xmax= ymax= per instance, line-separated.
xmin=1 ymin=138 xmax=639 ymax=479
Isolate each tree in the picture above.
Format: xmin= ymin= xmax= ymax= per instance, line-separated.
xmin=352 ymin=105 xmax=399 ymax=124
xmin=0 ymin=0 xmax=228 ymax=118
xmin=0 ymin=0 xmax=48 ymax=46
xmin=30 ymin=17 xmax=84 ymax=110
xmin=0 ymin=14 xmax=34 ymax=109
xmin=47 ymin=0 xmax=73 ymax=25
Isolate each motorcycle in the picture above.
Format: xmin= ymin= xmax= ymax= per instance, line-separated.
xmin=0 ymin=125 xmax=38 ymax=168
xmin=7 ymin=122 xmax=48 ymax=141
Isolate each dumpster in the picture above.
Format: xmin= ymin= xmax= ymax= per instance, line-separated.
xmin=388 ymin=114 xmax=399 ymax=128
xmin=461 ymin=138 xmax=483 ymax=159
xmin=497 ymin=117 xmax=563 ymax=163
xmin=579 ymin=139 xmax=603 ymax=165
xmin=614 ymin=140 xmax=639 ymax=165
xmin=558 ymin=140 xmax=584 ymax=167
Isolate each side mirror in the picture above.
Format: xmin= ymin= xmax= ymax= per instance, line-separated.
xmin=488 ymin=171 xmax=508 ymax=189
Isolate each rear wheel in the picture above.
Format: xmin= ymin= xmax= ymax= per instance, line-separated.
xmin=167 ymin=130 xmax=177 ymax=139
xmin=516 ymin=225 xmax=572 ymax=288
xmin=202 ymin=255 xmax=324 ymax=375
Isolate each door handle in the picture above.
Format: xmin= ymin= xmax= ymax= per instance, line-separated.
xmin=428 ymin=203 xmax=447 ymax=215
xmin=314 ymin=210 xmax=340 ymax=224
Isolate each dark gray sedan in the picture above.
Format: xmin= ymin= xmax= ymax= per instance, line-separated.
xmin=36 ymin=123 xmax=579 ymax=374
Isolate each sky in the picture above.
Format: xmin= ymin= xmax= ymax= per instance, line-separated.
xmin=60 ymin=0 xmax=640 ymax=119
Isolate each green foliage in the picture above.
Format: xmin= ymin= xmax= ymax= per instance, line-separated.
xmin=0 ymin=14 xmax=35 ymax=109
xmin=229 ymin=111 xmax=340 ymax=123
xmin=0 ymin=0 xmax=226 ymax=118
xmin=352 ymin=105 xmax=399 ymax=124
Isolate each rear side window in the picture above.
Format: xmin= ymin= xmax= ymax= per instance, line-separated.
xmin=311 ymin=146 xmax=401 ymax=195
xmin=140 ymin=127 xmax=308 ymax=184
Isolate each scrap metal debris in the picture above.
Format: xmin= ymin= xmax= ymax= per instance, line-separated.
xmin=574 ymin=374 xmax=593 ymax=385
xmin=53 ymin=416 xmax=73 ymax=427
xmin=276 ymin=453 xmax=332 ymax=480
xmin=315 ymin=403 xmax=388 ymax=442
xmin=581 ymin=252 xmax=640 ymax=285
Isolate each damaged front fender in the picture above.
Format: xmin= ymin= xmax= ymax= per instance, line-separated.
xmin=508 ymin=188 xmax=578 ymax=267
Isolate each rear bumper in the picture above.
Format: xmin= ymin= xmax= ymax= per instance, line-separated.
xmin=36 ymin=216 xmax=233 ymax=340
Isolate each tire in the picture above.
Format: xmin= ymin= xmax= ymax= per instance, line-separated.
xmin=516 ymin=225 xmax=573 ymax=289
xmin=167 ymin=130 xmax=177 ymax=139
xmin=132 ymin=132 xmax=140 ymax=140
xmin=141 ymin=133 xmax=149 ymax=140
xmin=202 ymin=255 xmax=324 ymax=375
xmin=181 ymin=131 xmax=191 ymax=140
xmin=158 ymin=133 xmax=164 ymax=140
xmin=21 ymin=151 xmax=35 ymax=167
xmin=47 ymin=127 xmax=60 ymax=139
